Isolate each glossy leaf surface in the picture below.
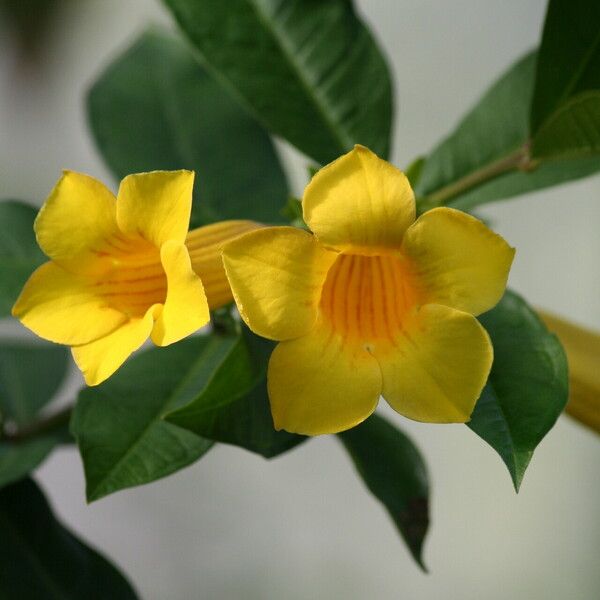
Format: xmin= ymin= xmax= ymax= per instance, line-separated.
xmin=165 ymin=332 xmax=305 ymax=458
xmin=88 ymin=29 xmax=288 ymax=226
xmin=339 ymin=414 xmax=429 ymax=569
xmin=416 ymin=52 xmax=600 ymax=211
xmin=163 ymin=0 xmax=393 ymax=164
xmin=71 ymin=336 xmax=237 ymax=501
xmin=469 ymin=291 xmax=568 ymax=490
xmin=530 ymin=0 xmax=600 ymax=132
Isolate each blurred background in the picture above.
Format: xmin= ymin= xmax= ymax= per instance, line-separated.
xmin=1 ymin=1 xmax=599 ymax=598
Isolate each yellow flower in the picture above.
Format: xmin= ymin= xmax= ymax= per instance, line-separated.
xmin=12 ymin=170 xmax=258 ymax=386
xmin=539 ymin=310 xmax=600 ymax=434
xmin=222 ymin=146 xmax=515 ymax=435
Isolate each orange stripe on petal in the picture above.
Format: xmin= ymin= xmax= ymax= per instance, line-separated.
xmin=318 ymin=253 xmax=420 ymax=350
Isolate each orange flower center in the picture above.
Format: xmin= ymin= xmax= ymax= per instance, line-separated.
xmin=319 ymin=253 xmax=419 ymax=347
xmin=92 ymin=237 xmax=167 ymax=317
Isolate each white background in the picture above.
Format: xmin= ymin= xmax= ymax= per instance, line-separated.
xmin=1 ymin=1 xmax=600 ymax=598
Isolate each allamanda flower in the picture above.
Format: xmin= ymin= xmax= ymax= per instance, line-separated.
xmin=13 ymin=169 xmax=258 ymax=386
xmin=223 ymin=146 xmax=515 ymax=435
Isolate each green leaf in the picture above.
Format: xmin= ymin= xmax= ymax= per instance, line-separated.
xmin=0 ymin=200 xmax=45 ymax=317
xmin=71 ymin=335 xmax=241 ymax=502
xmin=469 ymin=291 xmax=568 ymax=491
xmin=530 ymin=0 xmax=600 ymax=133
xmin=88 ymin=28 xmax=288 ymax=227
xmin=338 ymin=414 xmax=429 ymax=570
xmin=416 ymin=51 xmax=600 ymax=211
xmin=530 ymin=0 xmax=600 ymax=160
xmin=0 ymin=478 xmax=138 ymax=599
xmin=165 ymin=331 xmax=305 ymax=458
xmin=0 ymin=340 xmax=69 ymax=426
xmin=162 ymin=0 xmax=393 ymax=164
xmin=404 ymin=155 xmax=425 ymax=188
xmin=532 ymin=91 xmax=600 ymax=159
xmin=280 ymin=195 xmax=303 ymax=223
xmin=0 ymin=340 xmax=70 ymax=489
xmin=0 ymin=426 xmax=68 ymax=490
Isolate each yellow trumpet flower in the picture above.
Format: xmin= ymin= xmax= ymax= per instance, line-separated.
xmin=539 ymin=311 xmax=600 ymax=434
xmin=223 ymin=146 xmax=515 ymax=435
xmin=12 ymin=170 xmax=258 ymax=386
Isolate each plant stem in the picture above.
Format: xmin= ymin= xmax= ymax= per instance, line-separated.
xmin=424 ymin=143 xmax=533 ymax=208
xmin=2 ymin=405 xmax=73 ymax=443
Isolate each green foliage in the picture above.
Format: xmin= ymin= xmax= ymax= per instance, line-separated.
xmin=4 ymin=0 xmax=596 ymax=583
xmin=162 ymin=0 xmax=393 ymax=164
xmin=404 ymin=156 xmax=425 ymax=188
xmin=88 ymin=28 xmax=288 ymax=227
xmin=0 ymin=341 xmax=68 ymax=426
xmin=416 ymin=52 xmax=600 ymax=211
xmin=0 ymin=200 xmax=45 ymax=317
xmin=281 ymin=196 xmax=306 ymax=226
xmin=0 ymin=428 xmax=68 ymax=490
xmin=0 ymin=478 xmax=138 ymax=599
xmin=469 ymin=291 xmax=568 ymax=490
xmin=530 ymin=0 xmax=600 ymax=133
xmin=339 ymin=414 xmax=429 ymax=570
xmin=0 ymin=341 xmax=69 ymax=489
xmin=529 ymin=0 xmax=600 ymax=160
xmin=70 ymin=335 xmax=232 ymax=502
xmin=165 ymin=331 xmax=305 ymax=457
xmin=532 ymin=91 xmax=600 ymax=159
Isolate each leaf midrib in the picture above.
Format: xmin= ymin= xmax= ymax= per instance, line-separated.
xmin=243 ymin=0 xmax=353 ymax=156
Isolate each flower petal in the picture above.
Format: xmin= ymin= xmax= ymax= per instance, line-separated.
xmin=303 ymin=145 xmax=415 ymax=254
xmin=116 ymin=170 xmax=194 ymax=247
xmin=12 ymin=262 xmax=127 ymax=345
xmin=539 ymin=310 xmax=600 ymax=434
xmin=402 ymin=207 xmax=514 ymax=316
xmin=374 ymin=304 xmax=493 ymax=423
xmin=222 ymin=227 xmax=338 ymax=341
xmin=185 ymin=220 xmax=263 ymax=310
xmin=72 ymin=305 xmax=160 ymax=386
xmin=268 ymin=322 xmax=381 ymax=435
xmin=151 ymin=241 xmax=209 ymax=346
xmin=35 ymin=171 xmax=119 ymax=268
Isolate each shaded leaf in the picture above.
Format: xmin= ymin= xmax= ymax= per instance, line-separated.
xmin=0 ymin=425 xmax=68 ymax=490
xmin=163 ymin=0 xmax=393 ymax=164
xmin=0 ymin=478 xmax=137 ymax=599
xmin=165 ymin=331 xmax=305 ymax=458
xmin=88 ymin=28 xmax=288 ymax=227
xmin=532 ymin=91 xmax=600 ymax=159
xmin=469 ymin=291 xmax=568 ymax=490
xmin=530 ymin=0 xmax=600 ymax=133
xmin=0 ymin=200 xmax=45 ymax=317
xmin=71 ymin=335 xmax=241 ymax=501
xmin=416 ymin=52 xmax=600 ymax=211
xmin=338 ymin=414 xmax=429 ymax=570
xmin=0 ymin=340 xmax=68 ymax=426
xmin=0 ymin=340 xmax=69 ymax=489
xmin=404 ymin=155 xmax=425 ymax=188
